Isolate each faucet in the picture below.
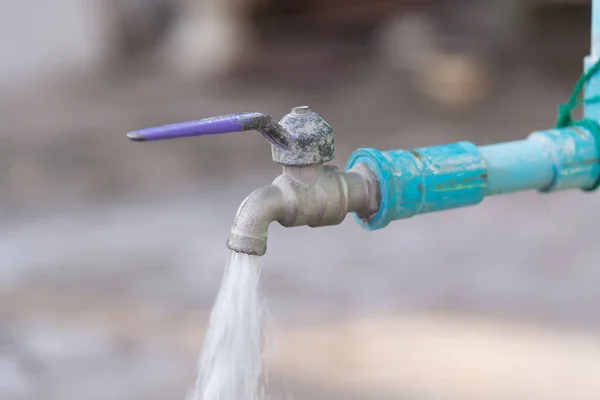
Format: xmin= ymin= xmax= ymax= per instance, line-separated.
xmin=127 ymin=106 xmax=380 ymax=255
xmin=127 ymin=1 xmax=600 ymax=256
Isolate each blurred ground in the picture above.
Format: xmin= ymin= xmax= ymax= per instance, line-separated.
xmin=2 ymin=2 xmax=600 ymax=400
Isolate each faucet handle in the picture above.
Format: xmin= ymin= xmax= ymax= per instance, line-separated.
xmin=126 ymin=112 xmax=290 ymax=148
xmin=127 ymin=106 xmax=334 ymax=166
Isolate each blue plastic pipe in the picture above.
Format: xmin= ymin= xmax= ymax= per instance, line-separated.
xmin=347 ymin=127 xmax=600 ymax=230
xmin=587 ymin=0 xmax=600 ymax=120
xmin=347 ymin=1 xmax=600 ymax=230
xmin=592 ymin=0 xmax=600 ymax=59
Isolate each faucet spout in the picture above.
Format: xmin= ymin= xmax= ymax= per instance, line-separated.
xmin=227 ymin=185 xmax=285 ymax=256
xmin=227 ymin=164 xmax=379 ymax=256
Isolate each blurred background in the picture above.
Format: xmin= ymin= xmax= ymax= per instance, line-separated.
xmin=2 ymin=0 xmax=600 ymax=399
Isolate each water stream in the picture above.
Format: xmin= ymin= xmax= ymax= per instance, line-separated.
xmin=187 ymin=251 xmax=269 ymax=400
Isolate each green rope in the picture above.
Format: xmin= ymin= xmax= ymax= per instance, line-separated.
xmin=555 ymin=58 xmax=600 ymax=191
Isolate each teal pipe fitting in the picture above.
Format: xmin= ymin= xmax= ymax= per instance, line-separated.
xmin=347 ymin=142 xmax=486 ymax=230
xmin=347 ymin=126 xmax=600 ymax=230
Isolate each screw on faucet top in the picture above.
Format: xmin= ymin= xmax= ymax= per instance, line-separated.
xmin=291 ymin=106 xmax=311 ymax=115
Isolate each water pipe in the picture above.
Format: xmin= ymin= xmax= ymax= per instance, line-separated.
xmin=127 ymin=5 xmax=600 ymax=256
xmin=586 ymin=0 xmax=600 ymax=120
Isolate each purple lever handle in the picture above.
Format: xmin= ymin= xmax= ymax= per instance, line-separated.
xmin=127 ymin=112 xmax=290 ymax=148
